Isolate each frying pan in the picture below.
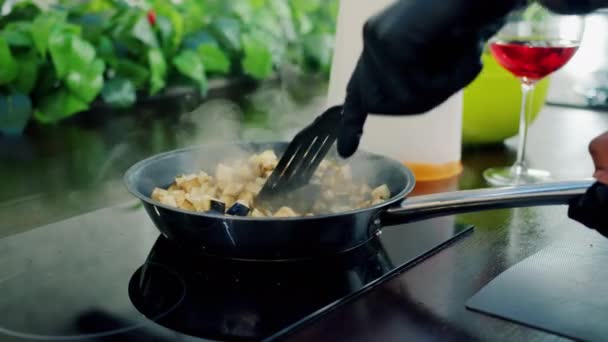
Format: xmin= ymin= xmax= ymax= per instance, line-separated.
xmin=124 ymin=141 xmax=593 ymax=261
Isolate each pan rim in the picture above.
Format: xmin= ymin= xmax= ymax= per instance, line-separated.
xmin=123 ymin=140 xmax=416 ymax=222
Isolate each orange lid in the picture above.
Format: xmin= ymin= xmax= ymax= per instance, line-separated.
xmin=403 ymin=161 xmax=463 ymax=182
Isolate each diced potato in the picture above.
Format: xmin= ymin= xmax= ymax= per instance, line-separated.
xmin=248 ymin=154 xmax=264 ymax=176
xmin=169 ymin=190 xmax=186 ymax=206
xmin=349 ymin=195 xmax=364 ymax=205
xmin=206 ymin=186 xmax=218 ymax=198
xmin=189 ymin=185 xmax=206 ymax=197
xmin=251 ymin=208 xmax=266 ymax=217
xmin=220 ymin=195 xmax=236 ymax=208
xmin=245 ymin=181 xmax=262 ymax=195
xmin=312 ymin=201 xmax=325 ymax=213
xmin=151 ymin=187 xmax=168 ymax=201
xmin=322 ymin=190 xmax=335 ymax=201
xmin=215 ymin=164 xmax=234 ymax=184
xmin=159 ymin=194 xmax=178 ymax=207
xmin=339 ymin=165 xmax=352 ymax=180
xmin=255 ymin=177 xmax=266 ymax=185
xmin=321 ymin=175 xmax=337 ymax=188
xmin=179 ymin=200 xmax=196 ymax=211
xmin=186 ymin=193 xmax=211 ymax=211
xmin=318 ymin=160 xmax=330 ymax=173
xmin=330 ymin=205 xmax=351 ymax=213
xmin=274 ymin=206 xmax=298 ymax=217
xmin=372 ymin=198 xmax=386 ymax=205
xmin=175 ymin=174 xmax=201 ymax=192
xmin=156 ymin=148 xmax=391 ymax=216
xmin=259 ymin=150 xmax=278 ymax=170
xmin=234 ymin=163 xmax=255 ymax=181
xmin=371 ymin=184 xmax=390 ymax=200
xmin=237 ymin=191 xmax=254 ymax=207
xmin=360 ymin=184 xmax=372 ymax=196
xmin=222 ymin=183 xmax=244 ymax=197
xmin=197 ymin=171 xmax=212 ymax=184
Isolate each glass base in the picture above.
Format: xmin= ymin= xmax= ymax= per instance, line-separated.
xmin=483 ymin=165 xmax=552 ymax=187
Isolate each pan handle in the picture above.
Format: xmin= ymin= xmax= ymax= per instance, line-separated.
xmin=378 ymin=179 xmax=594 ymax=227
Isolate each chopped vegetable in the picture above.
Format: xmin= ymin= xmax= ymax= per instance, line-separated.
xmin=274 ymin=206 xmax=298 ymax=217
xmin=209 ymin=199 xmax=226 ymax=213
xmin=371 ymin=184 xmax=390 ymax=201
xmin=227 ymin=202 xmax=250 ymax=216
xmin=150 ymin=149 xmax=391 ymax=217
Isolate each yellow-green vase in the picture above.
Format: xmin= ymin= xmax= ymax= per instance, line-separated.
xmin=462 ymin=52 xmax=550 ymax=145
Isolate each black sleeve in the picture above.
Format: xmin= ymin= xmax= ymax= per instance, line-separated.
xmin=539 ymin=0 xmax=608 ymax=14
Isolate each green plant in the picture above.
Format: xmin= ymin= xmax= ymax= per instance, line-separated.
xmin=0 ymin=0 xmax=338 ymax=134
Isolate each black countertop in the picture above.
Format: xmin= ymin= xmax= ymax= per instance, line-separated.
xmin=1 ymin=83 xmax=608 ymax=340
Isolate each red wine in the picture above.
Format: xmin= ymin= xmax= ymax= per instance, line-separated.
xmin=489 ymin=40 xmax=578 ymax=81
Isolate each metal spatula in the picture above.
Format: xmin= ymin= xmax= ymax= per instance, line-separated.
xmin=257 ymin=105 xmax=343 ymax=204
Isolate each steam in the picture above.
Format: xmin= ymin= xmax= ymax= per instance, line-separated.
xmin=177 ymin=84 xmax=325 ymax=147
xmin=162 ymin=73 xmax=401 ymax=203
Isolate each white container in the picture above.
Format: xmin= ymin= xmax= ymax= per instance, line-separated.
xmin=327 ymin=0 xmax=463 ymax=181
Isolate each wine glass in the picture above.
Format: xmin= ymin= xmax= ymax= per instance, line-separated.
xmin=483 ymin=2 xmax=585 ymax=186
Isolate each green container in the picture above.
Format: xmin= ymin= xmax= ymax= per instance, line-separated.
xmin=462 ymin=52 xmax=550 ymax=145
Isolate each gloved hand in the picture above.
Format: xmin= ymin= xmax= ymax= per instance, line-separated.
xmin=568 ymin=182 xmax=608 ymax=237
xmin=568 ymin=131 xmax=608 ymax=237
xmin=337 ymin=0 xmax=521 ymax=158
xmin=336 ymin=0 xmax=608 ymax=158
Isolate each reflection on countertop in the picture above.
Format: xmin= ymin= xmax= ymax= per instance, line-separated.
xmin=0 ymin=79 xmax=327 ymax=237
xmin=1 ymin=75 xmax=607 ymax=240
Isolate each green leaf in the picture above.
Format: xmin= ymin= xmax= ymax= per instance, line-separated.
xmin=303 ymin=33 xmax=334 ymax=71
xmin=13 ymin=51 xmax=39 ymax=93
xmin=2 ymin=21 xmax=33 ymax=47
xmin=295 ymin=13 xmax=313 ymax=35
xmin=132 ymin=14 xmax=159 ymax=48
xmin=148 ymin=48 xmax=167 ymax=95
xmin=269 ymin=0 xmax=296 ymax=42
xmin=198 ymin=43 xmax=230 ymax=74
xmin=230 ymin=2 xmax=254 ymax=23
xmin=0 ymin=93 xmax=31 ymax=136
xmin=115 ymin=60 xmax=150 ymax=88
xmin=183 ymin=31 xmax=216 ymax=50
xmin=74 ymin=13 xmax=109 ymax=43
xmin=66 ymin=59 xmax=105 ymax=103
xmin=241 ymin=34 xmax=273 ymax=79
xmin=101 ymin=77 xmax=136 ymax=108
xmin=97 ymin=35 xmax=117 ymax=67
xmin=290 ymin=0 xmax=321 ymax=13
xmin=173 ymin=49 xmax=207 ymax=94
xmin=31 ymin=12 xmax=66 ymax=57
xmin=252 ymin=10 xmax=283 ymax=39
xmin=0 ymin=37 xmax=18 ymax=85
xmin=69 ymin=36 xmax=97 ymax=71
xmin=48 ymin=29 xmax=72 ymax=79
xmin=250 ymin=0 xmax=266 ymax=9
xmin=211 ymin=18 xmax=241 ymax=52
xmin=153 ymin=0 xmax=184 ymax=53
xmin=34 ymin=90 xmax=89 ymax=124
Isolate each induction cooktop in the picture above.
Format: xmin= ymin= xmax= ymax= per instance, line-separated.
xmin=0 ymin=201 xmax=472 ymax=341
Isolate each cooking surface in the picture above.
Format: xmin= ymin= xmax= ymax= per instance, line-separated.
xmin=467 ymin=234 xmax=608 ymax=341
xmin=1 ymin=92 xmax=608 ymax=341
xmin=0 ymin=201 xmax=471 ymax=341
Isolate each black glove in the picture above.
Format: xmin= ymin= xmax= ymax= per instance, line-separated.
xmin=539 ymin=0 xmax=607 ymax=14
xmin=337 ymin=0 xmax=522 ymax=158
xmin=568 ymin=182 xmax=608 ymax=238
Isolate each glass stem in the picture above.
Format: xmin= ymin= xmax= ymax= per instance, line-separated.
xmin=513 ymin=81 xmax=535 ymax=175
